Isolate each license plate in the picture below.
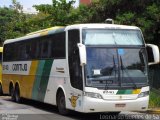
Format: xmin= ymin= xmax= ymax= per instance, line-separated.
xmin=115 ymin=104 xmax=126 ymax=107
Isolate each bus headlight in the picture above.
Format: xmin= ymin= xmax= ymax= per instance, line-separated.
xmin=83 ymin=92 xmax=103 ymax=99
xmin=138 ymin=91 xmax=149 ymax=98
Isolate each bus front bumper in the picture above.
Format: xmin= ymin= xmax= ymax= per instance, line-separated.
xmin=81 ymin=96 xmax=149 ymax=113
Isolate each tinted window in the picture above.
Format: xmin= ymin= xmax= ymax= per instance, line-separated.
xmin=3 ymin=32 xmax=66 ymax=61
xmin=3 ymin=44 xmax=15 ymax=61
xmin=68 ymin=29 xmax=83 ymax=90
xmin=0 ymin=53 xmax=2 ymax=61
xmin=50 ymin=32 xmax=65 ymax=58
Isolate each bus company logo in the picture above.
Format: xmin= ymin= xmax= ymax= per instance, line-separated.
xmin=12 ymin=64 xmax=27 ymax=71
xmin=69 ymin=96 xmax=79 ymax=108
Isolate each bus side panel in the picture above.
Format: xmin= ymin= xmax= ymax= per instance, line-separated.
xmin=34 ymin=59 xmax=53 ymax=102
xmin=21 ymin=61 xmax=39 ymax=98
xmin=2 ymin=61 xmax=38 ymax=98
xmin=2 ymin=59 xmax=83 ymax=111
xmin=43 ymin=59 xmax=68 ymax=105
xmin=0 ymin=62 xmax=2 ymax=84
xmin=43 ymin=59 xmax=83 ymax=111
xmin=2 ymin=74 xmax=11 ymax=94
xmin=31 ymin=60 xmax=46 ymax=100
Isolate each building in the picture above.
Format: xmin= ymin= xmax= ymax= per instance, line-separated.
xmin=80 ymin=0 xmax=92 ymax=5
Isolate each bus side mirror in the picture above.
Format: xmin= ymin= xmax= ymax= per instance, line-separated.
xmin=146 ymin=44 xmax=160 ymax=65
xmin=77 ymin=43 xmax=87 ymax=66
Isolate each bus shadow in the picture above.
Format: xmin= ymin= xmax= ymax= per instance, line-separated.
xmin=20 ymin=98 xmax=59 ymax=113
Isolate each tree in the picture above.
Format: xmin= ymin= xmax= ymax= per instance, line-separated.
xmin=0 ymin=8 xmax=21 ymax=44
xmin=80 ymin=0 xmax=160 ymax=45
xmin=11 ymin=0 xmax=23 ymax=12
xmin=34 ymin=0 xmax=76 ymax=26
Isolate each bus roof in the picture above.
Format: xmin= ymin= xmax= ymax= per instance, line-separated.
xmin=4 ymin=26 xmax=65 ymax=44
xmin=26 ymin=26 xmax=64 ymax=36
xmin=4 ymin=24 xmax=140 ymax=45
xmin=65 ymin=23 xmax=140 ymax=31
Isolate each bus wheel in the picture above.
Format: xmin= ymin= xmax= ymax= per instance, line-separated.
xmin=57 ymin=91 xmax=69 ymax=115
xmin=9 ymin=84 xmax=15 ymax=101
xmin=0 ymin=84 xmax=3 ymax=96
xmin=15 ymin=85 xmax=21 ymax=103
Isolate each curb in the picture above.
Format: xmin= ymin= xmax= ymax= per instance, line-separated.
xmin=137 ymin=109 xmax=160 ymax=114
xmin=146 ymin=109 xmax=160 ymax=114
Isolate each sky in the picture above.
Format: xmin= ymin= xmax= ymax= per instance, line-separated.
xmin=0 ymin=0 xmax=79 ymax=9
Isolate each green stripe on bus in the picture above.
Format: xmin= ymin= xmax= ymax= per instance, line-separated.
xmin=38 ymin=60 xmax=53 ymax=102
xmin=32 ymin=60 xmax=46 ymax=100
xmin=116 ymin=90 xmax=132 ymax=94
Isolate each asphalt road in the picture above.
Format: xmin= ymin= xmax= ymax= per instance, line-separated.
xmin=0 ymin=96 xmax=159 ymax=120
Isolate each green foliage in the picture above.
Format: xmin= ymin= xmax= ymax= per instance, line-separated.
xmin=84 ymin=0 xmax=160 ymax=45
xmin=0 ymin=7 xmax=25 ymax=45
xmin=34 ymin=0 xmax=76 ymax=26
xmin=116 ymin=12 xmax=135 ymax=25
xmin=149 ymin=90 xmax=160 ymax=108
xmin=75 ymin=4 xmax=94 ymax=23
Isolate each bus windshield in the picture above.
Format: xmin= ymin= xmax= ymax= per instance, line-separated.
xmin=83 ymin=29 xmax=148 ymax=89
xmin=82 ymin=29 xmax=144 ymax=45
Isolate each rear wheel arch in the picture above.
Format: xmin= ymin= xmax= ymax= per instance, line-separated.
xmin=56 ymin=88 xmax=64 ymax=105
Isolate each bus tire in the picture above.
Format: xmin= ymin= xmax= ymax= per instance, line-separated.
xmin=0 ymin=83 xmax=3 ymax=96
xmin=9 ymin=84 xmax=15 ymax=101
xmin=57 ymin=91 xmax=69 ymax=115
xmin=14 ymin=85 xmax=21 ymax=103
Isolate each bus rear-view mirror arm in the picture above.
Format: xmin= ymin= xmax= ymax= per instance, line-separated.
xmin=77 ymin=43 xmax=87 ymax=66
xmin=146 ymin=44 xmax=160 ymax=65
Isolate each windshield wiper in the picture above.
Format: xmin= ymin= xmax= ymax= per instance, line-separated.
xmin=120 ymin=56 xmax=138 ymax=89
xmin=104 ymin=55 xmax=116 ymax=90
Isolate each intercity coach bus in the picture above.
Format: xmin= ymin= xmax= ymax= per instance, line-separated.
xmin=2 ymin=24 xmax=160 ymax=115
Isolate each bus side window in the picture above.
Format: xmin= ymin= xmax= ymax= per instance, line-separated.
xmin=36 ymin=41 xmax=42 ymax=59
xmin=68 ymin=29 xmax=83 ymax=90
xmin=47 ymin=40 xmax=52 ymax=58
xmin=42 ymin=40 xmax=49 ymax=58
xmin=26 ymin=43 xmax=31 ymax=60
xmin=10 ymin=44 xmax=15 ymax=61
xmin=0 ymin=52 xmax=2 ymax=62
xmin=4 ymin=44 xmax=14 ymax=61
xmin=19 ymin=42 xmax=26 ymax=60
xmin=30 ymin=40 xmax=37 ymax=59
xmin=50 ymin=32 xmax=65 ymax=59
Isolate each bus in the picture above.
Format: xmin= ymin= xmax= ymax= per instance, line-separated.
xmin=0 ymin=47 xmax=3 ymax=95
xmin=2 ymin=24 xmax=159 ymax=115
